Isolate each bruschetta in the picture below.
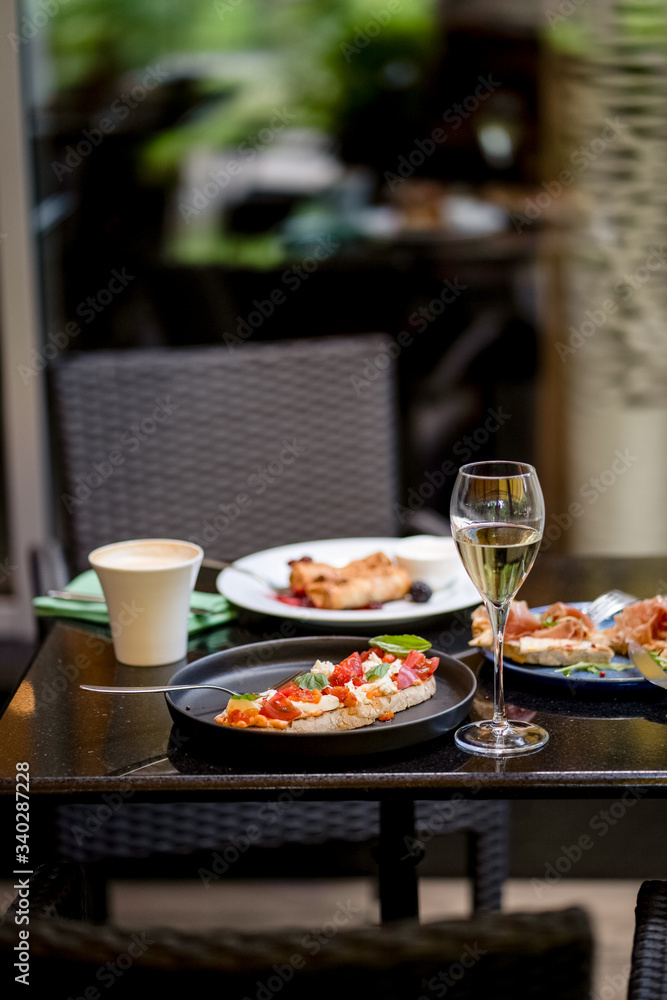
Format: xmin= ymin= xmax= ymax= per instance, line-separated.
xmin=215 ymin=641 xmax=438 ymax=732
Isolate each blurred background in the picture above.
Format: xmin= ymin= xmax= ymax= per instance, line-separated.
xmin=2 ymin=0 xmax=667 ymax=649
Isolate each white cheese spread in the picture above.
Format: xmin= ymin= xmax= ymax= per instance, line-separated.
xmin=310 ymin=659 xmax=335 ymax=677
xmin=360 ymin=672 xmax=397 ymax=698
xmin=290 ymin=694 xmax=340 ymax=715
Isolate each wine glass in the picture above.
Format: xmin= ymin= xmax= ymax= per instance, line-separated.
xmin=450 ymin=460 xmax=548 ymax=756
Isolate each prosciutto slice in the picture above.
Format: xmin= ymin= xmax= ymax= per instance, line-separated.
xmin=604 ymin=596 xmax=667 ymax=656
xmin=531 ymin=603 xmax=595 ymax=641
xmin=504 ymin=601 xmax=543 ymax=639
xmin=471 ymin=600 xmax=541 ymax=641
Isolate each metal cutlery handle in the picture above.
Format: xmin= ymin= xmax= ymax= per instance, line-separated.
xmin=47 ymin=589 xmax=216 ymax=616
xmin=81 ymin=683 xmax=241 ymax=696
xmin=48 ymin=590 xmax=104 ymax=603
xmin=201 ymin=558 xmax=288 ymax=593
xmin=81 ymin=669 xmax=304 ymax=699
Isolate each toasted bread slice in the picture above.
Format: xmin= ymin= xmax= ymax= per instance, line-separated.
xmin=218 ymin=676 xmax=437 ymax=734
xmin=286 ymin=675 xmax=436 ymax=732
xmin=471 ymin=632 xmax=612 ymax=665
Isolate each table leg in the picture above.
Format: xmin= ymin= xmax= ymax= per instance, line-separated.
xmin=376 ymin=798 xmax=423 ymax=923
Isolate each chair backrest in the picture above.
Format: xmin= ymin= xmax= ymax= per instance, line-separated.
xmin=49 ymin=335 xmax=400 ymax=572
xmin=3 ymin=863 xmax=593 ymax=1000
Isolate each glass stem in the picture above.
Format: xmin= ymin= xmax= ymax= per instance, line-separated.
xmin=485 ymin=599 xmax=510 ymax=729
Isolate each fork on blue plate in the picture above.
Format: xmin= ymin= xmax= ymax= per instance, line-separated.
xmin=584 ymin=589 xmax=638 ymax=626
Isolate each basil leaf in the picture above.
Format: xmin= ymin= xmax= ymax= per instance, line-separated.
xmin=230 ymin=692 xmax=258 ymax=701
xmin=292 ymin=672 xmax=328 ymax=690
xmin=366 ymin=662 xmax=391 ymax=681
xmin=370 ymin=634 xmax=431 ymax=656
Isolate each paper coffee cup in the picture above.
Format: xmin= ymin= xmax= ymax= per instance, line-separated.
xmin=89 ymin=538 xmax=203 ymax=666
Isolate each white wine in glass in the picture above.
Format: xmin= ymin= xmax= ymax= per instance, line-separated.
xmin=450 ymin=461 xmax=548 ymax=756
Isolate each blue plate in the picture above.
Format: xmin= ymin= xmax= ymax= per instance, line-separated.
xmin=484 ymin=603 xmax=653 ymax=691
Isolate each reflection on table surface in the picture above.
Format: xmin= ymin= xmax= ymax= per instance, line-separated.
xmin=2 ymin=554 xmax=667 ymax=794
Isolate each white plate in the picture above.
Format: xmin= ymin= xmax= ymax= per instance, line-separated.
xmin=216 ymin=536 xmax=479 ymax=625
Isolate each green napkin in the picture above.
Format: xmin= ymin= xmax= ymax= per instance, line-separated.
xmin=33 ymin=569 xmax=237 ymax=634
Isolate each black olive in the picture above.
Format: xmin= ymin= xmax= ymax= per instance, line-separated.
xmin=409 ymin=581 xmax=432 ymax=603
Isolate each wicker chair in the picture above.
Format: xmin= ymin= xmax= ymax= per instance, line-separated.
xmin=46 ymin=335 xmax=401 ymax=572
xmin=2 ymin=863 xmax=594 ymax=999
xmin=36 ymin=335 xmax=506 ymax=916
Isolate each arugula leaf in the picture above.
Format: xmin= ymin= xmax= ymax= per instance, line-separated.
xmin=648 ymin=651 xmax=667 ymax=671
xmin=230 ymin=692 xmax=258 ymax=701
xmin=553 ymin=663 xmax=633 ymax=677
xmin=541 ymin=616 xmax=557 ymax=627
xmin=366 ymin=662 xmax=391 ymax=681
xmin=370 ymin=634 xmax=431 ymax=656
xmin=292 ymin=672 xmax=328 ymax=691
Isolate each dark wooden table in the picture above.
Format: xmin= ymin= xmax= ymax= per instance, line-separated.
xmin=2 ymin=554 xmax=667 ymax=919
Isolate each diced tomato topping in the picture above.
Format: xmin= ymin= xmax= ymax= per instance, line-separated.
xmin=352 ymin=677 xmax=365 ymax=687
xmin=382 ymin=653 xmax=396 ymax=663
xmin=396 ymin=664 xmax=419 ymax=689
xmin=279 ymin=683 xmax=322 ymax=703
xmin=360 ymin=650 xmax=371 ymax=662
xmin=322 ymin=685 xmax=357 ymax=707
xmin=416 ymin=656 xmax=439 ymax=679
xmin=329 ymin=653 xmax=365 ymax=687
xmin=224 ymin=708 xmax=252 ymax=727
xmin=259 ymin=692 xmax=302 ymax=722
xmin=369 ymin=647 xmax=385 ymax=658
xmin=403 ymin=649 xmax=425 ymax=671
xmin=400 ymin=649 xmax=438 ymax=680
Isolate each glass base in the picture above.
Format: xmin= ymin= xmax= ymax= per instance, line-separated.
xmin=454 ymin=719 xmax=549 ymax=757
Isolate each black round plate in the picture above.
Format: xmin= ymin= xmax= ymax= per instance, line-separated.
xmin=166 ymin=636 xmax=476 ymax=757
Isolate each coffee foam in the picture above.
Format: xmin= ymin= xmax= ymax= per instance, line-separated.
xmin=90 ymin=540 xmax=200 ymax=570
